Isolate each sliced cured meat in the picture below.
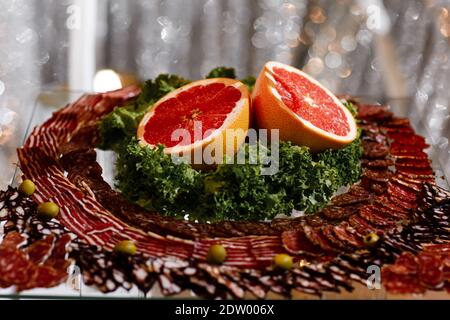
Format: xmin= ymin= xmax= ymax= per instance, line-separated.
xmin=26 ymin=235 xmax=55 ymax=264
xmin=396 ymin=173 xmax=434 ymax=184
xmin=304 ymin=215 xmax=328 ymax=228
xmin=320 ymin=206 xmax=357 ymax=221
xmin=367 ymin=181 xmax=387 ymax=194
xmin=391 ymin=176 xmax=422 ymax=192
xmin=358 ymin=205 xmax=397 ymax=228
xmin=382 ymin=125 xmax=414 ymax=134
xmin=331 ymin=193 xmax=370 ymax=206
xmin=383 ymin=118 xmax=410 ymax=127
xmin=357 ymin=104 xmax=392 ymax=120
xmin=395 ymin=251 xmax=419 ymax=274
xmin=363 ymin=168 xmax=393 ymax=183
xmin=395 ymin=158 xmax=431 ymax=168
xmin=347 ymin=184 xmax=371 ymax=197
xmin=388 ymin=132 xmax=427 ymax=147
xmin=362 ymin=141 xmax=389 ymax=159
xmin=348 ymin=215 xmax=380 ymax=235
xmin=44 ymin=234 xmax=73 ymax=270
xmin=423 ymin=244 xmax=450 ymax=253
xmin=382 ymin=267 xmax=425 ymax=294
xmin=361 ymin=159 xmax=394 ymax=168
xmin=0 ymin=231 xmax=27 ymax=248
xmin=281 ymin=230 xmax=323 ymax=256
xmin=390 ymin=140 xmax=427 ymax=153
xmin=396 ymin=166 xmax=434 ymax=177
xmin=417 ymin=252 xmax=444 ymax=288
xmin=320 ymin=225 xmax=353 ymax=252
xmin=387 ymin=181 xmax=418 ymax=202
xmin=373 ymin=196 xmax=410 ymax=216
xmin=388 ymin=194 xmax=417 ymax=211
xmin=332 ymin=222 xmax=364 ymax=248
xmin=0 ymin=248 xmax=33 ymax=287
xmin=391 ymin=150 xmax=429 ymax=160
xmin=302 ymin=225 xmax=339 ymax=254
xmin=390 ymin=144 xmax=426 ymax=155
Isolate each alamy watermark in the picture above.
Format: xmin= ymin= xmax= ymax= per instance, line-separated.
xmin=366 ymin=265 xmax=381 ymax=290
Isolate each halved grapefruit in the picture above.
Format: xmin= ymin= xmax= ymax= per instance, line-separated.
xmin=252 ymin=61 xmax=357 ymax=152
xmin=137 ymin=78 xmax=250 ymax=165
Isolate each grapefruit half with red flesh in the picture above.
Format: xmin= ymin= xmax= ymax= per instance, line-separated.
xmin=137 ymin=78 xmax=250 ymax=165
xmin=252 ymin=61 xmax=357 ymax=152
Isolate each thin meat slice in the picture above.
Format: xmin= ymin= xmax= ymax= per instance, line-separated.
xmin=302 ymin=225 xmax=339 ymax=254
xmin=332 ymin=222 xmax=364 ymax=248
xmin=358 ymin=205 xmax=397 ymax=228
xmin=395 ymin=252 xmax=419 ymax=274
xmin=387 ymin=181 xmax=418 ymax=202
xmin=281 ymin=230 xmax=324 ymax=256
xmin=320 ymin=225 xmax=353 ymax=252
xmin=348 ymin=215 xmax=380 ymax=235
xmin=417 ymin=252 xmax=444 ymax=289
xmin=26 ymin=235 xmax=55 ymax=264
xmin=382 ymin=267 xmax=425 ymax=294
xmin=331 ymin=192 xmax=370 ymax=206
xmin=361 ymin=159 xmax=394 ymax=168
xmin=320 ymin=206 xmax=358 ymax=221
xmin=363 ymin=168 xmax=393 ymax=183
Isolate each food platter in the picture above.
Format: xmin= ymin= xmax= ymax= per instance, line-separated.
xmin=0 ymin=73 xmax=448 ymax=299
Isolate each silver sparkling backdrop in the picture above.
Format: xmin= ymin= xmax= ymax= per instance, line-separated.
xmin=1 ymin=0 xmax=450 ymax=188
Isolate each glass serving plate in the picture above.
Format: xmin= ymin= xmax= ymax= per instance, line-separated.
xmin=0 ymin=89 xmax=449 ymax=300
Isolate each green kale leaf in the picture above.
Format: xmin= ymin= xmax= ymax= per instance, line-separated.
xmin=206 ymin=67 xmax=236 ymax=79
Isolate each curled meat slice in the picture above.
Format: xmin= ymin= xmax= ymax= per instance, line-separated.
xmin=388 ymin=133 xmax=427 ymax=147
xmin=320 ymin=206 xmax=357 ymax=221
xmin=320 ymin=225 xmax=353 ymax=252
xmin=418 ymin=252 xmax=444 ymax=289
xmin=302 ymin=225 xmax=339 ymax=254
xmin=362 ymin=142 xmax=389 ymax=159
xmin=357 ymin=104 xmax=392 ymax=120
xmin=363 ymin=168 xmax=393 ymax=183
xmin=387 ymin=181 xmax=418 ymax=203
xmin=382 ymin=267 xmax=425 ymax=294
xmin=332 ymin=222 xmax=364 ymax=248
xmin=395 ymin=158 xmax=431 ymax=168
xmin=331 ymin=192 xmax=371 ymax=206
xmin=281 ymin=230 xmax=323 ymax=256
xmin=348 ymin=215 xmax=380 ymax=235
xmin=396 ymin=167 xmax=434 ymax=177
xmin=395 ymin=251 xmax=419 ymax=274
xmin=358 ymin=205 xmax=397 ymax=228
xmin=361 ymin=159 xmax=394 ymax=168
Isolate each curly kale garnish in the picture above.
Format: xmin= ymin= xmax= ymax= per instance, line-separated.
xmin=114 ymin=136 xmax=362 ymax=221
xmin=206 ymin=66 xmax=237 ymax=79
xmin=98 ymin=67 xmax=363 ymax=221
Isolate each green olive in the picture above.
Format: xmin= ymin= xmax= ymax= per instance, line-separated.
xmin=114 ymin=240 xmax=137 ymax=255
xmin=206 ymin=244 xmax=227 ymax=264
xmin=363 ymin=232 xmax=380 ymax=246
xmin=19 ymin=179 xmax=36 ymax=196
xmin=37 ymin=202 xmax=59 ymax=219
xmin=274 ymin=253 xmax=293 ymax=270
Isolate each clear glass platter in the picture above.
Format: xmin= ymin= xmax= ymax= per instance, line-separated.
xmin=0 ymin=89 xmax=449 ymax=299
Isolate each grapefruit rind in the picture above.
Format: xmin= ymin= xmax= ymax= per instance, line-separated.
xmin=252 ymin=61 xmax=357 ymax=152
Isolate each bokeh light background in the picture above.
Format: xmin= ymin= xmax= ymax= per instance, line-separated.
xmin=1 ymin=0 xmax=450 ymax=188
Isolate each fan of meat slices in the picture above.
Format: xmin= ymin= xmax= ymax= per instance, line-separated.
xmin=1 ymin=80 xmax=450 ymax=298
